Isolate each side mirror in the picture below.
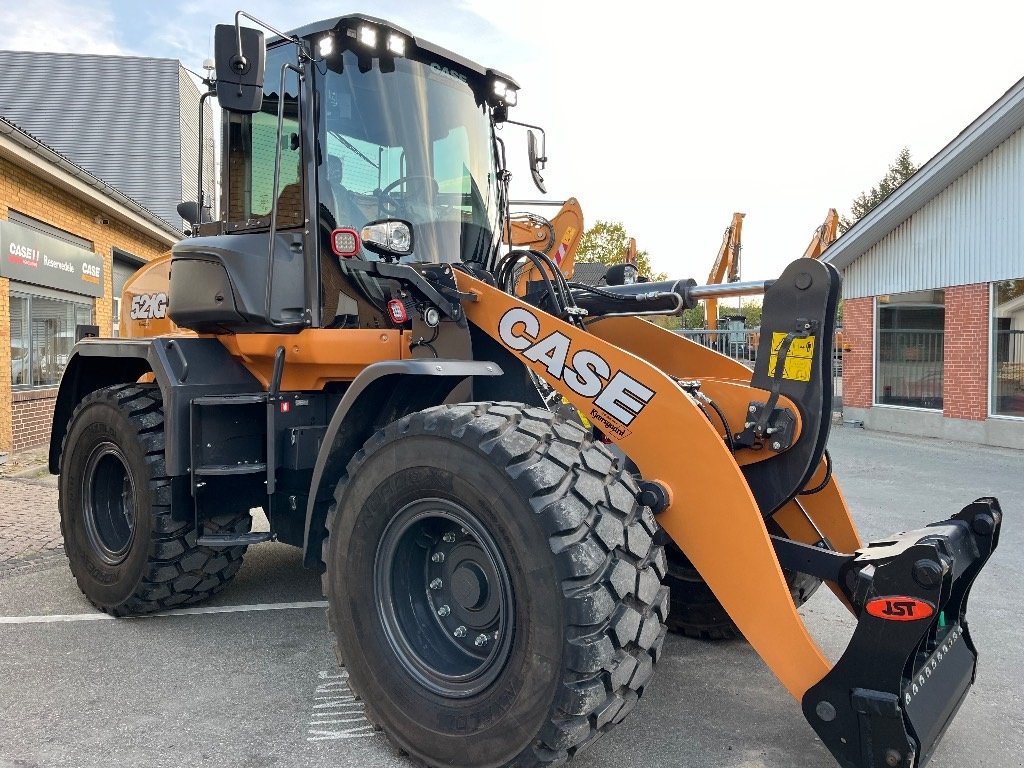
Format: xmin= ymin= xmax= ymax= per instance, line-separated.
xmin=527 ymin=130 xmax=546 ymax=193
xmin=177 ymin=201 xmax=200 ymax=226
xmin=214 ymin=24 xmax=266 ymax=113
xmin=177 ymin=200 xmax=211 ymax=227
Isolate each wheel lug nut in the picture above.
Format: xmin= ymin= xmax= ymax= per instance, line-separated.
xmin=474 ymin=634 xmax=488 ymax=647
xmin=430 ymin=578 xmax=443 ymax=590
xmin=431 ymin=552 xmax=445 ymax=563
xmin=460 ymin=527 xmax=468 ymax=535
xmin=442 ymin=532 xmax=456 ymax=543
xmin=437 ymin=604 xmax=451 ymax=617
xmin=453 ymin=626 xmax=467 ymax=638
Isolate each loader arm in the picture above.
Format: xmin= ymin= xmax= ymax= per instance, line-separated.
xmin=457 ymin=257 xmax=1001 ymax=768
xmin=458 ymin=268 xmax=834 ymax=700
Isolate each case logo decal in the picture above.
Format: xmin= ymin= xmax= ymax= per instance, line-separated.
xmin=498 ymin=307 xmax=655 ymax=429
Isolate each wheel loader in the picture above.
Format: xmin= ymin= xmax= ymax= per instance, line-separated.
xmin=49 ymin=12 xmax=1001 ymax=768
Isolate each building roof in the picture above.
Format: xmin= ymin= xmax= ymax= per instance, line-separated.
xmin=824 ymin=74 xmax=1024 ymax=271
xmin=0 ymin=115 xmax=181 ymax=245
xmin=571 ymin=262 xmax=609 ymax=286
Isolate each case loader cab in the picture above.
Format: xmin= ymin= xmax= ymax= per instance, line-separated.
xmin=169 ymin=14 xmax=516 ymax=334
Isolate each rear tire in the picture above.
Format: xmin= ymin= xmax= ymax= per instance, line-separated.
xmin=59 ymin=384 xmax=251 ymax=616
xmin=323 ymin=403 xmax=668 ymax=768
xmin=662 ymin=527 xmax=821 ymax=640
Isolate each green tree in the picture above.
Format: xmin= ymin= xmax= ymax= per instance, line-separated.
xmin=839 ymin=147 xmax=919 ymax=233
xmin=575 ymin=220 xmax=667 ymax=281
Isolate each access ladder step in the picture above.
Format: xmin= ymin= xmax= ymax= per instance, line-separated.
xmin=192 ymin=393 xmax=268 ymax=406
xmin=197 ymin=532 xmax=274 ymax=547
xmin=194 ymin=462 xmax=267 ymax=477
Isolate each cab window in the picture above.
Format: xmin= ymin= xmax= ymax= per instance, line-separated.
xmin=225 ymin=44 xmax=303 ymax=228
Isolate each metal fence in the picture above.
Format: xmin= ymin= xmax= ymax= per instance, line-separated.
xmin=674 ymin=328 xmax=846 ymax=384
xmin=875 ymin=329 xmax=944 ymax=409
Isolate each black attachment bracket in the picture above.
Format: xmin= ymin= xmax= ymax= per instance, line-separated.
xmin=802 ymin=497 xmax=1002 ymax=768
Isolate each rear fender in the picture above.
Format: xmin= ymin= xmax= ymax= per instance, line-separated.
xmin=48 ymin=337 xmax=262 ymax=476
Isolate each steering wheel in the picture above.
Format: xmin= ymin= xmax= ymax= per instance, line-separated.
xmin=377 ymin=175 xmax=439 ymax=217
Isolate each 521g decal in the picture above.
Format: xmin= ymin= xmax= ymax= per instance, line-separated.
xmin=129 ymin=292 xmax=168 ymax=321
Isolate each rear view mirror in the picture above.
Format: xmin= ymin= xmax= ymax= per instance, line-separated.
xmin=214 ymin=24 xmax=266 ymax=113
xmin=527 ymin=130 xmax=546 ymax=194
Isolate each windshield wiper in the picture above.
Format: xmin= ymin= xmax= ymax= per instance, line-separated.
xmin=329 ymin=131 xmax=379 ymax=170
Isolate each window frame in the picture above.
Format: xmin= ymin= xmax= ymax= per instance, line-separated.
xmin=988 ymin=280 xmax=1024 ymax=420
xmin=873 ymin=290 xmax=946 ymax=412
xmin=10 ymin=288 xmax=93 ymax=390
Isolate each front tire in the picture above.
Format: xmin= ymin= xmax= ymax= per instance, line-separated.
xmin=59 ymin=384 xmax=251 ymax=615
xmin=323 ymin=403 xmax=668 ymax=768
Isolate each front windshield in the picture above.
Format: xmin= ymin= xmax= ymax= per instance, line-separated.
xmin=317 ymin=51 xmax=498 ymax=264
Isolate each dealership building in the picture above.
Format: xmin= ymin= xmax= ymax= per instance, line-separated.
xmin=0 ymin=51 xmax=214 ymax=455
xmin=825 ymin=76 xmax=1024 ymax=449
xmin=0 ymin=116 xmax=182 ymax=453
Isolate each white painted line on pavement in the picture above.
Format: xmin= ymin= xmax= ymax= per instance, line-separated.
xmin=0 ymin=599 xmax=328 ymax=624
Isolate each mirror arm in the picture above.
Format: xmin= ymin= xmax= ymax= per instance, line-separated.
xmin=233 ymin=10 xmax=312 ymax=65
xmin=504 ymin=119 xmax=547 ymax=162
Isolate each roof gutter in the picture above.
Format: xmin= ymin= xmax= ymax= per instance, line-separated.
xmin=0 ymin=117 xmax=181 ymax=246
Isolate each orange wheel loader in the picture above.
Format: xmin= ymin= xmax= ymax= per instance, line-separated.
xmin=49 ymin=12 xmax=1001 ymax=768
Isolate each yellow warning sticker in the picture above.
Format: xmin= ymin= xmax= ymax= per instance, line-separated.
xmin=768 ymin=332 xmax=815 ymax=382
xmin=561 ymin=226 xmax=577 ymax=246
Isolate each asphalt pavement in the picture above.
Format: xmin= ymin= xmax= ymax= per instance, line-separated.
xmin=1 ymin=426 xmax=1021 ymax=768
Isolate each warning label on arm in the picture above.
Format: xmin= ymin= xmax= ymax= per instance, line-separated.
xmin=768 ymin=332 xmax=815 ymax=382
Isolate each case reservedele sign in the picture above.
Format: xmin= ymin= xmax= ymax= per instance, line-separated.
xmin=0 ymin=219 xmax=104 ymax=297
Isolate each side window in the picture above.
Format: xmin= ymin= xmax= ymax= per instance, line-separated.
xmin=227 ymin=45 xmax=303 ymax=228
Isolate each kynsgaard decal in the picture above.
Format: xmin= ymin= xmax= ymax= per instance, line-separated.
xmin=498 ymin=307 xmax=656 ymax=433
xmin=865 ymin=597 xmax=936 ymax=622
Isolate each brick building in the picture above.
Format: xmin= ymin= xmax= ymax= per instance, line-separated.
xmin=825 ymin=77 xmax=1024 ymax=450
xmin=1 ymin=117 xmax=180 ymax=454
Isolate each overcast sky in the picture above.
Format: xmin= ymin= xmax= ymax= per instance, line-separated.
xmin=2 ymin=0 xmax=1023 ymax=284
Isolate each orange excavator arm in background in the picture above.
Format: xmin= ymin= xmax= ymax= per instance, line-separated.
xmin=506 ymin=197 xmax=584 ymax=280
xmin=802 ymin=208 xmax=839 ymax=260
xmin=704 ymin=212 xmax=745 ymax=327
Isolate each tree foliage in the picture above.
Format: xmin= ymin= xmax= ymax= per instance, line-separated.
xmin=678 ymin=301 xmax=762 ymax=329
xmin=839 ymin=147 xmax=919 ymax=233
xmin=575 ymin=220 xmax=667 ymax=281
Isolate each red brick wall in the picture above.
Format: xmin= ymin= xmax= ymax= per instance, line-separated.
xmin=11 ymin=388 xmax=58 ymax=451
xmin=841 ymin=297 xmax=875 ymax=408
xmin=943 ymin=284 xmax=989 ymax=420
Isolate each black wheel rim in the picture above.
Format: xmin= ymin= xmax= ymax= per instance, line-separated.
xmin=83 ymin=442 xmax=137 ymax=565
xmin=375 ymin=498 xmax=515 ymax=698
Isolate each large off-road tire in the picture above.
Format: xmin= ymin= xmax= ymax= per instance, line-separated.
xmin=59 ymin=384 xmax=251 ymax=616
xmin=661 ymin=528 xmax=821 ymax=640
xmin=323 ymin=402 xmax=669 ymax=768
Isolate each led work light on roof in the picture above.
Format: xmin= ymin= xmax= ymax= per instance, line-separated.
xmin=386 ymin=33 xmax=406 ymax=56
xmin=358 ymin=24 xmax=378 ymax=49
xmin=491 ymin=79 xmax=518 ymax=106
xmin=318 ymin=35 xmax=334 ymax=57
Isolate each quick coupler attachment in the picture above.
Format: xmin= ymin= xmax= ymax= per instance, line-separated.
xmin=803 ymin=498 xmax=1001 ymax=768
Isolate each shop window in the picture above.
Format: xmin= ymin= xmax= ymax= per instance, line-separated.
xmin=10 ymin=292 xmax=92 ymax=388
xmin=992 ymin=279 xmax=1024 ymax=418
xmin=875 ymin=290 xmax=945 ymax=409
